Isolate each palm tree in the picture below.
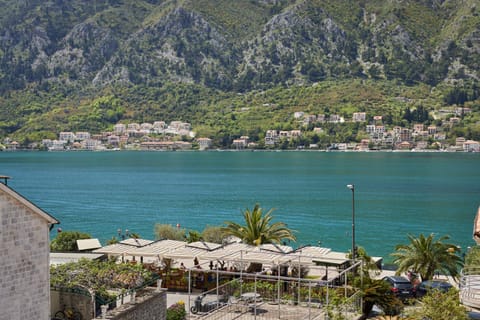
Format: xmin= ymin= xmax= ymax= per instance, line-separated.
xmin=391 ymin=233 xmax=463 ymax=281
xmin=357 ymin=277 xmax=403 ymax=320
xmin=222 ymin=204 xmax=296 ymax=273
xmin=221 ymin=204 xmax=296 ymax=246
xmin=350 ymin=247 xmax=402 ymax=320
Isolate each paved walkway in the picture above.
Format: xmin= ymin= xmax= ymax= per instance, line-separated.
xmin=167 ymin=292 xmax=192 ymax=307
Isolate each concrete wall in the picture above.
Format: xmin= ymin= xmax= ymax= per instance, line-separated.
xmin=93 ymin=288 xmax=167 ymax=320
xmin=0 ymin=192 xmax=51 ymax=320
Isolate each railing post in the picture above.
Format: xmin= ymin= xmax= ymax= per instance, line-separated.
xmin=157 ymin=279 xmax=162 ymax=292
xmin=131 ymin=290 xmax=136 ymax=303
xmin=101 ymin=305 xmax=108 ymax=319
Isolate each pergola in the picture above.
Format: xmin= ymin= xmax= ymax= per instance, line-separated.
xmin=91 ymin=239 xmax=363 ymax=319
xmin=94 ymin=239 xmax=351 ymax=280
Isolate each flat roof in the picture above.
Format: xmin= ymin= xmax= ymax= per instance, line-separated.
xmin=50 ymin=252 xmax=105 ymax=265
xmin=312 ymin=251 xmax=350 ymax=267
xmin=77 ymin=238 xmax=102 ymax=251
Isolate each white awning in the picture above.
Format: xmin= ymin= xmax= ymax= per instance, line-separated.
xmin=188 ymin=241 xmax=223 ymax=251
xmin=120 ymin=238 xmax=154 ymax=247
xmin=92 ymin=243 xmax=137 ymax=255
xmin=259 ymin=243 xmax=294 ymax=254
xmin=92 ymin=239 xmax=352 ymax=269
xmin=125 ymin=239 xmax=186 ymax=257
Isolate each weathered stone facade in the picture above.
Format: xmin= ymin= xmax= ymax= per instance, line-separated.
xmin=0 ymin=182 xmax=58 ymax=320
xmin=93 ymin=288 xmax=167 ymax=320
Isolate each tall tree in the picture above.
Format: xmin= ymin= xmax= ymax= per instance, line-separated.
xmin=154 ymin=223 xmax=185 ymax=241
xmin=465 ymin=246 xmax=480 ymax=268
xmin=391 ymin=233 xmax=463 ymax=281
xmin=221 ymin=204 xmax=296 ymax=246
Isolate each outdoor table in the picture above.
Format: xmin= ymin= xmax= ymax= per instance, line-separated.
xmin=241 ymin=292 xmax=261 ymax=302
xmin=241 ymin=292 xmax=262 ymax=314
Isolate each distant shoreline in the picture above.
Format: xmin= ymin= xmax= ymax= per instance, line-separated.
xmin=1 ymin=148 xmax=478 ymax=154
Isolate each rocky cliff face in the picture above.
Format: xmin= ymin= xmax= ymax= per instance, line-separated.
xmin=0 ymin=0 xmax=478 ymax=93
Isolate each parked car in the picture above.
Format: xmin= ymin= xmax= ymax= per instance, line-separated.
xmin=415 ymin=280 xmax=454 ymax=298
xmin=382 ymin=276 xmax=415 ymax=300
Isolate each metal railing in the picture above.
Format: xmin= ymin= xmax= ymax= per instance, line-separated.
xmin=184 ymin=261 xmax=363 ymax=319
xmin=460 ymin=267 xmax=480 ymax=309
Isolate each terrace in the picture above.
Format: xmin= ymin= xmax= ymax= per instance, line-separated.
xmin=92 ymin=239 xmax=364 ymax=319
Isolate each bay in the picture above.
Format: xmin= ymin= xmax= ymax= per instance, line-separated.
xmin=1 ymin=151 xmax=479 ymax=262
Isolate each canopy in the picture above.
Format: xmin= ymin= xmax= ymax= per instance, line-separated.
xmin=120 ymin=238 xmax=154 ymax=247
xmin=162 ymin=246 xmax=212 ymax=260
xmin=188 ymin=241 xmax=223 ymax=251
xmin=125 ymin=239 xmax=185 ymax=257
xmin=92 ymin=243 xmax=137 ymax=256
xmin=93 ymin=239 xmax=351 ymax=270
xmin=312 ymin=251 xmax=350 ymax=268
xmin=259 ymin=243 xmax=294 ymax=254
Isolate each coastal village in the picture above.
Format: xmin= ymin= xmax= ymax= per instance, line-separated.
xmin=2 ymin=107 xmax=479 ymax=152
xmin=1 ymin=1 xmax=479 ymax=319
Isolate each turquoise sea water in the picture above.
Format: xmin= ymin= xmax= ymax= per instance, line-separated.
xmin=1 ymin=151 xmax=478 ymax=261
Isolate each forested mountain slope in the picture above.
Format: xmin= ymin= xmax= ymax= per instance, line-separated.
xmin=0 ymin=0 xmax=478 ymax=144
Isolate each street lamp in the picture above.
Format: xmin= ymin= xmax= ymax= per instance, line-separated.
xmin=117 ymin=228 xmax=129 ymax=240
xmin=346 ymin=184 xmax=355 ymax=262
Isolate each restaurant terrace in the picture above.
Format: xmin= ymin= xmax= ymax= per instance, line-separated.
xmin=92 ymin=239 xmax=367 ymax=319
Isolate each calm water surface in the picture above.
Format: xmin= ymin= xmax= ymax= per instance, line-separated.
xmin=1 ymin=151 xmax=478 ymax=261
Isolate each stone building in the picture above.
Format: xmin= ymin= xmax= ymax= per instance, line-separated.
xmin=0 ymin=176 xmax=59 ymax=320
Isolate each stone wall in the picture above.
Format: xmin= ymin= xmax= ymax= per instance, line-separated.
xmin=0 ymin=192 xmax=51 ymax=320
xmin=51 ymin=290 xmax=94 ymax=319
xmin=93 ymin=288 xmax=167 ymax=320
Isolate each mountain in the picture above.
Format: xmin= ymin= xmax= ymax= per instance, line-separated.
xmin=0 ymin=0 xmax=479 ymax=145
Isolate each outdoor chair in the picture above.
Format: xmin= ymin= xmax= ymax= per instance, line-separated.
xmin=228 ymin=296 xmax=248 ymax=313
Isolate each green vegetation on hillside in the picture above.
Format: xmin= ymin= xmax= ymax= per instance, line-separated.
xmin=1 ymin=79 xmax=479 ymax=148
xmin=0 ymin=0 xmax=479 ymax=146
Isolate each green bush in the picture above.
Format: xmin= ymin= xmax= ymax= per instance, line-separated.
xmin=166 ymin=302 xmax=186 ymax=320
xmin=50 ymin=230 xmax=92 ymax=252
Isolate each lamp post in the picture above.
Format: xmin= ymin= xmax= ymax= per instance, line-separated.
xmin=347 ymin=184 xmax=355 ymax=262
xmin=117 ymin=228 xmax=129 ymax=240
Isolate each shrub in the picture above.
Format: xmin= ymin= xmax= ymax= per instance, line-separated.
xmin=167 ymin=301 xmax=186 ymax=320
xmin=50 ymin=230 xmax=92 ymax=251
